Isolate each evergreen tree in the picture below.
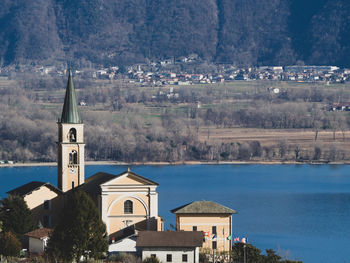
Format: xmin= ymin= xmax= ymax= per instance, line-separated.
xmin=0 ymin=195 xmax=34 ymax=238
xmin=262 ymin=249 xmax=282 ymax=263
xmin=230 ymin=243 xmax=302 ymax=263
xmin=46 ymin=190 xmax=108 ymax=262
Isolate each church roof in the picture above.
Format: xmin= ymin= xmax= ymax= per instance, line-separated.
xmin=136 ymin=231 xmax=204 ymax=248
xmin=79 ymin=170 xmax=158 ymax=195
xmin=7 ymin=181 xmax=62 ymax=197
xmin=171 ymin=200 xmax=237 ymax=214
xmin=60 ymin=70 xmax=82 ymax=124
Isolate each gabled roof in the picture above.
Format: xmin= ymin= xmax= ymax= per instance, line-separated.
xmin=60 ymin=70 xmax=82 ymax=124
xmin=79 ymin=170 xmax=158 ymax=195
xmin=171 ymin=200 xmax=237 ymax=214
xmin=7 ymin=181 xmax=62 ymax=197
xmin=25 ymin=228 xmax=52 ymax=240
xmin=136 ymin=231 xmax=203 ymax=248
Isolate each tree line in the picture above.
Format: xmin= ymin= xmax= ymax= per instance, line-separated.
xmin=1 ymin=77 xmax=350 ymax=163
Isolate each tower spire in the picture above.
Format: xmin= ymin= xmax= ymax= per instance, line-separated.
xmin=60 ymin=70 xmax=82 ymax=124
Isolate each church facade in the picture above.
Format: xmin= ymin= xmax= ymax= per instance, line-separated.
xmin=7 ymin=71 xmax=162 ymax=242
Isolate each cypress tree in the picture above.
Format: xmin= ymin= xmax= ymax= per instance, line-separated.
xmin=0 ymin=195 xmax=34 ymax=238
xmin=46 ymin=190 xmax=108 ymax=262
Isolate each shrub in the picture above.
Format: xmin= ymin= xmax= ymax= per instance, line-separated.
xmin=0 ymin=231 xmax=21 ymax=258
xmin=143 ymin=256 xmax=160 ymax=263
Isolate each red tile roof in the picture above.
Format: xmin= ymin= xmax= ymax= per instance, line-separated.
xmin=25 ymin=228 xmax=52 ymax=239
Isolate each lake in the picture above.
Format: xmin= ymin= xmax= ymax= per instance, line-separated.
xmin=1 ymin=164 xmax=349 ymax=263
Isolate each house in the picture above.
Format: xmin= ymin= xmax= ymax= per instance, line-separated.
xmin=6 ymin=70 xmax=163 ymax=252
xmin=171 ymin=200 xmax=237 ymax=252
xmin=136 ymin=231 xmax=204 ymax=263
xmin=7 ymin=182 xmax=62 ymax=227
xmin=25 ymin=228 xmax=52 ymax=254
xmin=108 ymin=227 xmax=138 ymax=253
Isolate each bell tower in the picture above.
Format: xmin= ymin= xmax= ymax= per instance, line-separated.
xmin=57 ymin=70 xmax=85 ymax=192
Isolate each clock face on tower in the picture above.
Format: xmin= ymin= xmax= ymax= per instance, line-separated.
xmin=70 ymin=167 xmax=76 ymax=174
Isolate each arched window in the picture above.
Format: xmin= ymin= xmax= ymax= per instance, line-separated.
xmin=69 ymin=150 xmax=78 ymax=164
xmin=124 ymin=200 xmax=133 ymax=214
xmin=69 ymin=128 xmax=77 ymax=142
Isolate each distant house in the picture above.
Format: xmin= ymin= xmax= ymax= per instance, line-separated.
xmin=171 ymin=200 xmax=237 ymax=252
xmin=136 ymin=231 xmax=203 ymax=263
xmin=25 ymin=228 xmax=52 ymax=254
xmin=329 ymin=102 xmax=350 ymax=111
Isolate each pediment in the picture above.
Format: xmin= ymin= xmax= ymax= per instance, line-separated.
xmin=101 ymin=171 xmax=158 ymax=187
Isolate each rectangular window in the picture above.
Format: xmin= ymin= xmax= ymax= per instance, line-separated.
xmin=166 ymin=254 xmax=172 ymax=262
xmin=182 ymin=254 xmax=188 ymax=262
xmin=193 ymin=226 xmax=197 ymax=231
xmin=43 ymin=200 xmax=50 ymax=210
xmin=151 ymin=254 xmax=156 ymax=258
xmin=212 ymin=241 xmax=217 ymax=250
xmin=212 ymin=226 xmax=217 ymax=235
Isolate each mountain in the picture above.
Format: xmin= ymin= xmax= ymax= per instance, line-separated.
xmin=1 ymin=0 xmax=350 ymax=67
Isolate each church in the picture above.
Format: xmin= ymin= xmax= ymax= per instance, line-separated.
xmin=7 ymin=71 xmax=162 ymax=244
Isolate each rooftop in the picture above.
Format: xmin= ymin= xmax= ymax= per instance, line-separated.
xmin=136 ymin=231 xmax=204 ymax=248
xmin=171 ymin=200 xmax=237 ymax=214
xmin=7 ymin=181 xmax=61 ymax=197
xmin=60 ymin=70 xmax=82 ymax=124
xmin=25 ymin=228 xmax=52 ymax=239
xmin=78 ymin=170 xmax=158 ymax=195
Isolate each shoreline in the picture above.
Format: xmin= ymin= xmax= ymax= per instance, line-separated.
xmin=1 ymin=160 xmax=350 ymax=168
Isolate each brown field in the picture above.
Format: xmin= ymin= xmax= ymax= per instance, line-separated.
xmin=199 ymin=127 xmax=350 ymax=151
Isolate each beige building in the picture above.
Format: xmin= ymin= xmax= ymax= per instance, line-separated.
xmin=7 ymin=182 xmax=62 ymax=227
xmin=7 ymin=71 xmax=162 ymax=246
xmin=78 ymin=170 xmax=162 ymax=237
xmin=171 ymin=200 xmax=237 ymax=252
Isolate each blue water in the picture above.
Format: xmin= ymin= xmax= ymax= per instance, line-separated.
xmin=1 ymin=164 xmax=350 ymax=263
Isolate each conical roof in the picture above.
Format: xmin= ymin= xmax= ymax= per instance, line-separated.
xmin=60 ymin=70 xmax=82 ymax=124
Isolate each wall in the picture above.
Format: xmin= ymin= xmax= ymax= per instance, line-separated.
xmin=24 ymin=186 xmax=60 ymax=226
xmin=100 ymin=172 xmax=159 ymax=236
xmin=108 ymin=236 xmax=137 ymax=253
xmin=142 ymin=247 xmax=197 ymax=263
xmin=176 ymin=214 xmax=232 ymax=252
xmin=28 ymin=237 xmax=45 ymax=254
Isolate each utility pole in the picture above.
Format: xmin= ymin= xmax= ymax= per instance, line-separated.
xmin=244 ymin=244 xmax=247 ymax=263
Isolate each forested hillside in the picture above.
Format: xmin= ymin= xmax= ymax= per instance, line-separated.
xmin=1 ymin=0 xmax=350 ymax=67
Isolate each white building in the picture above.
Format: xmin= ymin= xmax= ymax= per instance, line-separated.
xmin=25 ymin=228 xmax=52 ymax=254
xmin=136 ymin=231 xmax=203 ymax=263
